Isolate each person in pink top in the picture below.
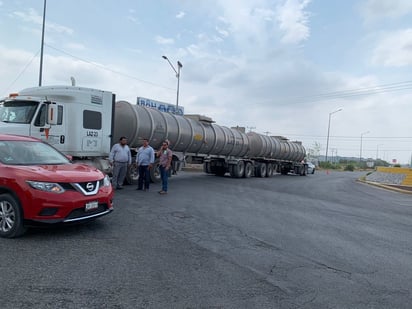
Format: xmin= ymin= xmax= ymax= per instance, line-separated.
xmin=157 ymin=141 xmax=172 ymax=194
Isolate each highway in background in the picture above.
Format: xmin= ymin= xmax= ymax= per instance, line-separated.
xmin=1 ymin=170 xmax=411 ymax=308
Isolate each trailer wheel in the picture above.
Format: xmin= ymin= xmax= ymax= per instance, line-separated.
xmin=125 ymin=164 xmax=138 ymax=185
xmin=298 ymin=165 xmax=307 ymax=176
xmin=280 ymin=166 xmax=288 ymax=175
xmin=243 ymin=162 xmax=253 ymax=178
xmin=232 ymin=161 xmax=244 ymax=178
xmin=229 ymin=165 xmax=235 ymax=177
xmin=301 ymin=165 xmax=308 ymax=176
xmin=150 ymin=161 xmax=161 ymax=183
xmin=256 ymin=163 xmax=267 ymax=177
xmin=266 ymin=163 xmax=274 ymax=177
xmin=214 ymin=166 xmax=226 ymax=176
xmin=203 ymin=162 xmax=211 ymax=174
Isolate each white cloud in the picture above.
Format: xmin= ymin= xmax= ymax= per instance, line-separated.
xmin=176 ymin=11 xmax=185 ymax=19
xmin=127 ymin=16 xmax=139 ymax=23
xmin=12 ymin=8 xmax=73 ymax=35
xmin=361 ymin=0 xmax=412 ymax=21
xmin=212 ymin=0 xmax=274 ymax=48
xmin=64 ymin=42 xmax=86 ymax=51
xmin=215 ymin=26 xmax=229 ymax=37
xmin=254 ymin=7 xmax=275 ymax=21
xmin=155 ymin=36 xmax=174 ymax=45
xmin=12 ymin=9 xmax=42 ymax=24
xmin=2 ymin=0 xmax=412 ymax=163
xmin=276 ymin=0 xmax=311 ymax=44
xmin=371 ymin=29 xmax=412 ymax=67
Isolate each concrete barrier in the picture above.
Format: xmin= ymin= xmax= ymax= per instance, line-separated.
xmin=376 ymin=167 xmax=412 ymax=186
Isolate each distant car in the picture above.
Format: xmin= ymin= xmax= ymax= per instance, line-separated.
xmin=307 ymin=162 xmax=316 ymax=174
xmin=0 ymin=134 xmax=114 ymax=238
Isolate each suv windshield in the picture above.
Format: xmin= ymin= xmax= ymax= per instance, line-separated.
xmin=0 ymin=140 xmax=70 ymax=165
xmin=0 ymin=100 xmax=38 ymax=124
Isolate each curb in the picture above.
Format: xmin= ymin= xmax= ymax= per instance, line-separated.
xmin=358 ymin=179 xmax=412 ymax=195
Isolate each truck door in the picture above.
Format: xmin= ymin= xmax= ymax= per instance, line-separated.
xmin=30 ymin=103 xmax=66 ymax=151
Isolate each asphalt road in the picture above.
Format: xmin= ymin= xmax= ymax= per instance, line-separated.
xmin=1 ymin=169 xmax=412 ymax=308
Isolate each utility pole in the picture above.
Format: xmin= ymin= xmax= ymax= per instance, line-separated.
xmin=39 ymin=0 xmax=47 ymax=86
xmin=325 ymin=108 xmax=342 ymax=162
xmin=162 ymin=55 xmax=183 ymax=114
xmin=247 ymin=126 xmax=256 ymax=133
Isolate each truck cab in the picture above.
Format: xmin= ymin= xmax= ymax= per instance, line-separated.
xmin=0 ymin=86 xmax=115 ymax=158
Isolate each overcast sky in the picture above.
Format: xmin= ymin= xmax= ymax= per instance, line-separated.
xmin=1 ymin=0 xmax=412 ymax=163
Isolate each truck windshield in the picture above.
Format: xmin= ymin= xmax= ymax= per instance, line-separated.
xmin=0 ymin=100 xmax=38 ymax=124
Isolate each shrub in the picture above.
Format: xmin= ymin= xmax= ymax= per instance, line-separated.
xmin=344 ymin=164 xmax=354 ymax=171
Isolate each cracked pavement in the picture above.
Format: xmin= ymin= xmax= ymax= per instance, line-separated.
xmin=1 ymin=170 xmax=411 ymax=308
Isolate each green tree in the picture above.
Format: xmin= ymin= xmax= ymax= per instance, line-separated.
xmin=306 ymin=141 xmax=321 ymax=160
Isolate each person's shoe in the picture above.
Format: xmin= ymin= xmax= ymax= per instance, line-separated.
xmin=136 ymin=187 xmax=143 ymax=190
xmin=158 ymin=190 xmax=167 ymax=194
xmin=116 ymin=186 xmax=123 ymax=190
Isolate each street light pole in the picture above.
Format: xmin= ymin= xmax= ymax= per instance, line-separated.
xmin=376 ymin=144 xmax=383 ymax=160
xmin=39 ymin=0 xmax=47 ymax=86
xmin=360 ymin=130 xmax=370 ymax=163
xmin=162 ymin=55 xmax=183 ymax=114
xmin=325 ymin=108 xmax=343 ymax=162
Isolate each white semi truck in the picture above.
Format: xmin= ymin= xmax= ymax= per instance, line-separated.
xmin=0 ymin=85 xmax=308 ymax=182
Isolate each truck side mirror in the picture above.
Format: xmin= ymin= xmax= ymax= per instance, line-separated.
xmin=48 ymin=104 xmax=58 ymax=125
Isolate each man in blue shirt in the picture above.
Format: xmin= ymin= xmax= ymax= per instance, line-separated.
xmin=136 ymin=138 xmax=155 ymax=191
xmin=109 ymin=136 xmax=132 ymax=190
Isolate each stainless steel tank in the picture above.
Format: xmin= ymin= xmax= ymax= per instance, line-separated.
xmin=113 ymin=101 xmax=305 ymax=161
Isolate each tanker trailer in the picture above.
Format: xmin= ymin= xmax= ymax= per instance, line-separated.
xmin=113 ymin=101 xmax=308 ymax=181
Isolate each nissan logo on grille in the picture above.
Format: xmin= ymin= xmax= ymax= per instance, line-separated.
xmin=86 ymin=182 xmax=95 ymax=191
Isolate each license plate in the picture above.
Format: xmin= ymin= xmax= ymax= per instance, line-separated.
xmin=85 ymin=201 xmax=98 ymax=211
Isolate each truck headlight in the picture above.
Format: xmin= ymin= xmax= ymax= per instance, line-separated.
xmin=103 ymin=175 xmax=111 ymax=187
xmin=26 ymin=181 xmax=65 ymax=193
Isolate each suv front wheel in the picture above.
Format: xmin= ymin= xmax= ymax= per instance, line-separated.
xmin=0 ymin=193 xmax=27 ymax=238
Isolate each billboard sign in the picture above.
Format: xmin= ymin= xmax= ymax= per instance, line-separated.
xmin=137 ymin=97 xmax=184 ymax=116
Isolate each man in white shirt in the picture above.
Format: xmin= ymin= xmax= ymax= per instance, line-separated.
xmin=109 ymin=136 xmax=131 ymax=190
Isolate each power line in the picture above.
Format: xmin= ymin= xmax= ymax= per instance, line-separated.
xmin=6 ymin=44 xmax=412 ymax=106
xmin=281 ymin=81 xmax=412 ymax=104
xmin=2 ymin=49 xmax=41 ymax=95
xmin=45 ymin=44 xmax=175 ymax=91
xmin=284 ymin=133 xmax=412 ymax=139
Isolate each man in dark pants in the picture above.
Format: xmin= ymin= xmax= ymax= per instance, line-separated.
xmin=109 ymin=136 xmax=132 ymax=190
xmin=136 ymin=138 xmax=155 ymax=191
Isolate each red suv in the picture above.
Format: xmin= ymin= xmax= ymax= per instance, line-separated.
xmin=0 ymin=134 xmax=114 ymax=238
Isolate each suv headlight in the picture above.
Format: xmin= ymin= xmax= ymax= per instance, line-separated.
xmin=103 ymin=175 xmax=111 ymax=187
xmin=26 ymin=181 xmax=65 ymax=193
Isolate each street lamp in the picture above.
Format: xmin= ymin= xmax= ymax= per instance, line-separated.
xmin=325 ymin=108 xmax=343 ymax=162
xmin=359 ymin=130 xmax=370 ymax=163
xmin=376 ymin=144 xmax=384 ymax=160
xmin=162 ymin=55 xmax=183 ymax=114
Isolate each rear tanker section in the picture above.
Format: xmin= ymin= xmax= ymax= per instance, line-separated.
xmin=114 ymin=100 xmax=308 ymax=179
